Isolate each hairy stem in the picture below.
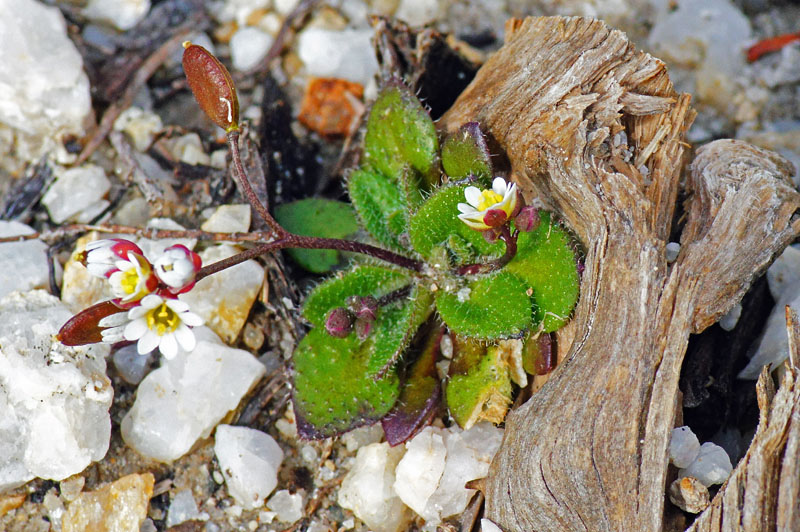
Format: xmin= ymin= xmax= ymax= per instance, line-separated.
xmin=456 ymin=224 xmax=518 ymax=275
xmin=227 ymin=130 xmax=286 ymax=237
xmin=196 ymin=233 xmax=424 ymax=281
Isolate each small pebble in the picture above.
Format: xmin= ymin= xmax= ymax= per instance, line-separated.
xmin=215 ymin=424 xmax=284 ymax=509
xmin=166 ymin=490 xmax=201 ymax=527
xmin=669 ymin=426 xmax=701 ymax=469
xmin=665 ymin=242 xmax=680 ymax=262
xmin=480 ymin=519 xmax=503 ymax=532
xmin=83 ymin=0 xmax=150 ymax=31
xmin=112 ymin=344 xmax=154 ymax=385
xmin=59 ymin=475 xmax=85 ymax=502
xmin=42 ymin=165 xmax=110 ymax=223
xmin=267 ymin=490 xmax=304 ymax=524
xmin=231 ymin=27 xmax=274 ymax=71
xmin=719 ymin=302 xmax=742 ymax=331
xmin=679 ymin=442 xmax=733 ymax=487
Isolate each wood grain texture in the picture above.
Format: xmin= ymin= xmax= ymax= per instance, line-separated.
xmin=441 ymin=16 xmax=800 ymax=531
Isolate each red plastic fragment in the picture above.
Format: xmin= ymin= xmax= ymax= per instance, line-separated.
xmin=746 ymin=32 xmax=800 ymax=62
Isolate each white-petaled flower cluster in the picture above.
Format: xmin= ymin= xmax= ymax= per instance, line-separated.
xmin=79 ymin=239 xmax=204 ymax=358
xmin=457 ymin=177 xmax=519 ymax=231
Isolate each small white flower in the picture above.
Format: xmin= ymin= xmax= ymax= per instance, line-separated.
xmin=123 ymin=294 xmax=204 ymax=359
xmin=153 ymin=244 xmax=201 ymax=293
xmin=457 ymin=177 xmax=519 ymax=230
xmin=84 ymin=238 xmax=145 ymax=278
xmin=107 ymin=252 xmax=158 ymax=307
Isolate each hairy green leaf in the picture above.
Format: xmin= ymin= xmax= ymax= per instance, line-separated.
xmin=506 ymin=211 xmax=579 ymax=332
xmin=347 ymin=169 xmax=407 ymax=250
xmin=435 ymin=271 xmax=532 ymax=339
xmin=446 ymin=343 xmax=512 ymax=429
xmin=274 ymin=198 xmax=359 ymax=273
xmin=293 ymin=328 xmax=400 ymax=438
xmin=409 ymin=184 xmax=502 ymax=262
xmin=441 ymin=122 xmax=492 ymax=181
xmin=303 ymin=265 xmax=410 ymax=327
xmin=363 ymin=84 xmax=439 ymax=187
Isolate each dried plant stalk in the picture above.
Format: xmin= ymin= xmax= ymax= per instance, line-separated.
xmin=442 ymin=16 xmax=800 ymax=531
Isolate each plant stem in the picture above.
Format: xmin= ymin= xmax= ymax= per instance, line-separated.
xmin=196 ymin=233 xmax=424 ymax=281
xmin=456 ymin=224 xmax=518 ymax=275
xmin=227 ymin=130 xmax=286 ymax=237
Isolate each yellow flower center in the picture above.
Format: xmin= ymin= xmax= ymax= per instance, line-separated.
xmin=146 ymin=303 xmax=181 ymax=336
xmin=477 ymin=189 xmax=503 ymax=211
xmin=120 ymin=268 xmax=141 ymax=295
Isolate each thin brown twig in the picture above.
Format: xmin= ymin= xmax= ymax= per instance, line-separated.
xmin=76 ymin=30 xmax=191 ymax=165
xmin=0 ymin=224 xmax=271 ymax=245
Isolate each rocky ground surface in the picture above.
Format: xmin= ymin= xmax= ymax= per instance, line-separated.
xmin=1 ymin=0 xmax=799 ymax=531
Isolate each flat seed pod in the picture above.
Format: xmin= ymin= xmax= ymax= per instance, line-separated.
xmin=182 ymin=42 xmax=239 ymax=132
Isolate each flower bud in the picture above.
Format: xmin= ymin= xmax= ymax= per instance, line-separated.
xmin=482 ymin=208 xmax=508 ymax=228
xmin=325 ymin=307 xmax=354 ymax=338
xmin=347 ymin=295 xmax=378 ymax=322
xmin=515 ymin=206 xmax=540 ymax=232
xmin=182 ymin=42 xmax=239 ymax=132
xmin=154 ymin=244 xmax=202 ymax=294
xmin=355 ymin=317 xmax=373 ymax=340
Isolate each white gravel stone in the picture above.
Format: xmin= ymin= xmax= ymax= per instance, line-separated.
xmin=201 ymin=205 xmax=252 ymax=234
xmin=395 ymin=0 xmax=442 ymax=26
xmin=679 ymin=442 xmax=733 ymax=487
xmin=341 ymin=424 xmax=385 ymax=453
xmin=719 ymin=302 xmax=742 ymax=331
xmin=0 ymin=0 xmax=91 ymax=166
xmin=121 ymin=327 xmax=265 ymax=463
xmin=179 ymin=244 xmax=264 ymax=343
xmin=338 ymin=443 xmax=411 ymax=532
xmin=0 ymin=222 xmax=51 ymax=299
xmin=164 ymin=133 xmax=210 ymax=166
xmin=83 ymin=0 xmax=150 ymax=30
xmin=267 ymin=489 xmax=304 ymax=524
xmin=112 ymin=344 xmax=154 ymax=385
xmin=42 ymin=165 xmax=111 ymax=224
xmin=113 ymin=107 xmax=163 ymax=151
xmin=665 ymin=242 xmax=680 ymax=263
xmin=215 ymin=0 xmax=272 ymax=25
xmin=214 ymin=425 xmax=284 ymax=510
xmin=135 ymin=218 xmax=197 ymax=260
xmin=669 ymin=426 xmax=701 ymax=469
xmin=231 ymin=27 xmax=274 ymax=71
xmin=480 ymin=519 xmax=503 ymax=532
xmin=394 ymin=423 xmax=503 ymax=524
xmin=767 ymin=245 xmax=800 ymax=300
xmin=0 ymin=290 xmax=111 ymax=492
xmin=167 ymin=489 xmax=202 ymax=527
xmin=297 ymin=27 xmax=379 ymax=85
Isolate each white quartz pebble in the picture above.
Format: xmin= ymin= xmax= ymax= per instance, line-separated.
xmin=679 ymin=442 xmax=733 ymax=487
xmin=0 ymin=290 xmax=111 ymax=491
xmin=231 ymin=27 xmax=274 ymax=71
xmin=669 ymin=426 xmax=701 ymax=469
xmin=297 ymin=28 xmax=379 ymax=85
xmin=215 ymin=425 xmax=284 ymax=509
xmin=167 ymin=489 xmax=202 ymax=527
xmin=42 ymin=165 xmax=111 ymax=224
xmin=83 ymin=0 xmax=150 ymax=30
xmin=338 ymin=443 xmax=411 ymax=532
xmin=201 ymin=205 xmax=252 ymax=234
xmin=121 ymin=327 xmax=265 ymax=463
xmin=267 ymin=490 xmax=304 ymax=524
xmin=0 ymin=222 xmax=51 ymax=299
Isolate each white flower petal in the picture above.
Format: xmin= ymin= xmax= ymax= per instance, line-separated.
xmin=115 ymin=259 xmax=133 ymax=271
xmin=86 ymin=263 xmax=115 ymax=278
xmin=180 ymin=311 xmax=204 ymax=327
xmin=127 ymin=305 xmax=148 ymax=320
xmin=457 ymin=202 xmax=477 ymax=214
xmin=159 ymin=333 xmax=178 ymax=359
xmin=174 ymin=324 xmax=196 ymax=352
xmin=137 ymin=330 xmax=161 ymax=355
xmin=458 ymin=212 xmax=490 ymax=230
xmin=140 ymin=294 xmax=163 ymax=309
xmin=464 ymin=186 xmax=483 ymax=208
xmin=164 ymin=298 xmax=189 ymax=313
xmin=98 ymin=312 xmax=129 ymax=327
xmin=124 ymin=319 xmax=148 ymax=341
xmin=101 ymin=327 xmax=125 ymax=343
xmin=492 ymin=177 xmax=507 ymax=196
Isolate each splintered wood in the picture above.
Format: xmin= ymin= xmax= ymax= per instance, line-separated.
xmin=442 ymin=16 xmax=800 ymax=532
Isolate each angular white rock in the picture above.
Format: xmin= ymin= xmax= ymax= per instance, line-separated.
xmin=0 ymin=222 xmax=51 ymax=299
xmin=670 ymin=426 xmax=701 ymax=468
xmin=767 ymin=245 xmax=800 ymax=300
xmin=215 ymin=0 xmax=272 ymax=25
xmin=267 ymin=490 xmax=304 ymax=524
xmin=395 ymin=0 xmax=441 ymax=26
xmin=394 ymin=423 xmax=503 ymax=524
xmin=83 ymin=0 xmax=150 ymax=30
xmin=180 ymin=244 xmax=264 ymax=343
xmin=679 ymin=442 xmax=733 ymax=487
xmin=297 ymin=28 xmax=379 ymax=85
xmin=231 ymin=27 xmax=274 ymax=71
xmin=135 ymin=218 xmax=197 ymax=259
xmin=113 ymin=106 xmax=163 ymax=151
xmin=121 ymin=327 xmax=265 ymax=463
xmin=0 ymin=0 xmax=91 ymax=166
xmin=0 ymin=290 xmax=111 ymax=492
xmin=338 ymin=443 xmax=411 ymax=532
xmin=214 ymin=425 xmax=284 ymax=509
xmin=201 ymin=205 xmax=252 ymax=234
xmin=481 ymin=519 xmax=503 ymax=532
xmin=42 ymin=165 xmax=111 ymax=224
xmin=719 ymin=302 xmax=742 ymax=332
xmin=167 ymin=489 xmax=202 ymax=527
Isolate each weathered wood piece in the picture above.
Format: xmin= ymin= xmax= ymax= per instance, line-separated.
xmin=441 ymin=16 xmax=800 ymax=531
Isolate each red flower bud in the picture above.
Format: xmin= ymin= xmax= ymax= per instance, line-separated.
xmin=325 ymin=307 xmax=354 ymax=338
xmin=482 ymin=208 xmax=508 ymax=228
xmin=182 ymin=42 xmax=239 ymax=132
xmin=515 ymin=206 xmax=540 ymax=232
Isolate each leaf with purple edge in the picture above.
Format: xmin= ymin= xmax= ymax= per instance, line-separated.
xmin=381 ymin=325 xmax=442 ymax=446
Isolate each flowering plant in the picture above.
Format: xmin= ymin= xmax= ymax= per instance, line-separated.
xmin=59 ymin=43 xmax=580 ymax=443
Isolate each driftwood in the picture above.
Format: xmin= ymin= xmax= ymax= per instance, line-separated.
xmin=441 ymin=17 xmax=800 ymax=531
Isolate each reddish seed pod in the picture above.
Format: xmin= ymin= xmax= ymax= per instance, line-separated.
xmin=325 ymin=307 xmax=354 ymax=338
xmin=182 ymin=42 xmax=240 ymax=132
xmin=57 ymin=300 xmax=124 ymax=346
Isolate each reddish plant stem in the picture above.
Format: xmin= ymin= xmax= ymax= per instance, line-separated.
xmin=227 ymin=130 xmax=286 ymax=238
xmin=196 ymin=234 xmax=424 ymax=281
xmin=456 ymin=224 xmax=518 ymax=275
